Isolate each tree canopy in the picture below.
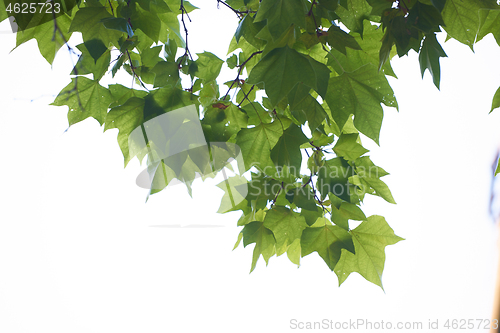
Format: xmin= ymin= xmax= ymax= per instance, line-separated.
xmin=2 ymin=0 xmax=500 ymax=289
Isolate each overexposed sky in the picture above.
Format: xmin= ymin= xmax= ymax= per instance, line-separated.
xmin=1 ymin=2 xmax=500 ymax=332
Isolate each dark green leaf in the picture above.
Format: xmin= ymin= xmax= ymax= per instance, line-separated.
xmin=419 ymin=33 xmax=447 ymax=89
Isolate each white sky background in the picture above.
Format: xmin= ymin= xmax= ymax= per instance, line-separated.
xmin=1 ymin=2 xmax=500 ymax=332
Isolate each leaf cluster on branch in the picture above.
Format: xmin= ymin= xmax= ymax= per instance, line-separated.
xmin=3 ymin=0 xmax=500 ymax=289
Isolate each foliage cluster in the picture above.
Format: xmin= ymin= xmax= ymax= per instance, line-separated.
xmin=2 ymin=0 xmax=500 ymax=288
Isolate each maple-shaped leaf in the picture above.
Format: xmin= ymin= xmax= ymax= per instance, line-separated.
xmin=247 ymin=46 xmax=330 ymax=105
xmin=301 ymin=224 xmax=355 ymax=270
xmin=71 ymin=43 xmax=111 ymax=81
xmin=333 ymin=133 xmax=369 ymax=161
xmin=104 ymin=97 xmax=145 ymax=166
xmin=334 ymin=0 xmax=373 ymax=36
xmin=194 ymin=52 xmax=224 ymax=82
xmin=254 ymin=0 xmax=307 ymax=40
xmin=263 ymin=206 xmax=308 ymax=264
xmin=327 ymin=21 xmax=397 ymax=77
xmin=477 ymin=9 xmax=500 ymax=45
xmin=325 ymin=63 xmax=398 ymax=144
xmin=51 ymin=77 xmax=113 ymax=127
xmin=242 ymin=221 xmax=276 ymax=272
xmin=14 ymin=12 xmax=73 ymax=64
xmin=334 ymin=215 xmax=404 ymax=289
xmin=270 ymin=124 xmax=309 ymax=177
xmin=329 ymin=198 xmax=367 ymax=230
xmin=108 ymin=84 xmax=149 ymax=108
xmin=419 ymin=33 xmax=447 ymax=89
xmin=236 ymin=121 xmax=283 ymax=171
xmin=235 ymin=14 xmax=266 ymax=48
xmin=442 ymin=0 xmax=498 ymax=50
xmin=69 ymin=7 xmax=123 ymax=48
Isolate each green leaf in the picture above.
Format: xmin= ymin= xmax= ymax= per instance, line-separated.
xmin=355 ymin=156 xmax=395 ymax=203
xmin=15 ymin=13 xmax=73 ymax=64
xmin=325 ymin=64 xmax=397 ymax=144
xmin=195 ymin=52 xmax=224 ymax=82
xmin=100 ymin=17 xmax=134 ymax=36
xmin=69 ymin=7 xmax=122 ymax=47
xmin=419 ymin=33 xmax=447 ymax=89
xmin=72 ymin=42 xmax=111 ymax=81
xmin=327 ymin=24 xmax=362 ymax=55
xmin=51 ymin=77 xmax=113 ymax=126
xmin=491 ymin=86 xmax=500 ymax=112
xmin=217 ymin=175 xmax=250 ymax=213
xmin=334 ymin=215 xmax=404 ymax=289
xmin=247 ymin=46 xmax=330 ymax=105
xmin=254 ymin=0 xmax=307 ymax=40
xmin=316 ymin=157 xmax=356 ymax=202
xmin=270 ymin=124 xmax=309 ymax=177
xmin=333 ymin=133 xmax=369 ymax=161
xmin=242 ymin=221 xmax=276 ymax=272
xmin=263 ymin=206 xmax=308 ymax=259
xmin=301 ymin=225 xmax=354 ymax=270
xmin=478 ymin=8 xmax=500 ymax=46
xmin=151 ymin=61 xmax=180 ymax=88
xmin=288 ymin=85 xmax=329 ymax=133
xmin=441 ymin=0 xmax=498 ymax=49
xmin=104 ymin=97 xmax=145 ymax=166
xmin=327 ymin=21 xmax=397 ymax=77
xmin=235 ymin=14 xmax=266 ymax=48
xmin=121 ymin=1 xmax=162 ymax=41
xmin=335 ymin=0 xmax=373 ymax=36
xmin=236 ymin=121 xmax=283 ymax=171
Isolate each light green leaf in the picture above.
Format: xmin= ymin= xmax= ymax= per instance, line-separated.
xmin=236 ymin=121 xmax=283 ymax=171
xmin=151 ymin=61 xmax=180 ymax=88
xmin=15 ymin=13 xmax=73 ymax=64
xmin=334 ymin=215 xmax=404 ymax=289
xmin=51 ymin=77 xmax=113 ymax=126
xmin=442 ymin=0 xmax=498 ymax=49
xmin=104 ymin=97 xmax=145 ymax=166
xmin=325 ymin=63 xmax=397 ymax=144
xmin=301 ymin=225 xmax=354 ymax=270
xmin=263 ymin=206 xmax=308 ymax=257
xmin=195 ymin=52 xmax=224 ymax=82
xmin=242 ymin=221 xmax=276 ymax=272
xmin=333 ymin=133 xmax=369 ymax=161
xmin=335 ymin=0 xmax=373 ymax=36
xmin=254 ymin=0 xmax=307 ymax=40
xmin=69 ymin=7 xmax=122 ymax=47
